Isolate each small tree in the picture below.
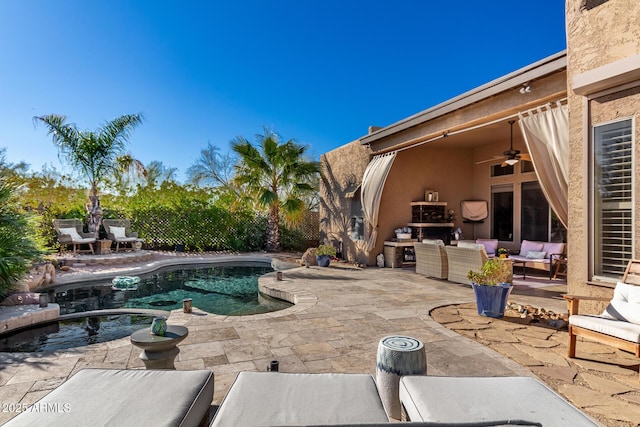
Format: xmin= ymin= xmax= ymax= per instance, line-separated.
xmin=33 ymin=113 xmax=144 ymax=236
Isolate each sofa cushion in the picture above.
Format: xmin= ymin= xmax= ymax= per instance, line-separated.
xmin=399 ymin=376 xmax=599 ymax=426
xmin=542 ymin=242 xmax=565 ymax=256
xmin=475 ymin=239 xmax=498 ymax=256
xmin=601 ymin=281 xmax=640 ymax=325
xmin=570 ymin=314 xmax=640 ymax=343
xmin=211 ymin=372 xmax=389 ymax=427
xmin=4 ymin=368 xmax=214 ymax=427
xmin=519 ymin=240 xmax=544 ymax=257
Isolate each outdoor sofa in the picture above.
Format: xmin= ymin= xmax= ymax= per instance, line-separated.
xmin=5 ymin=369 xmax=599 ymax=426
xmin=509 ymin=240 xmax=566 ymax=280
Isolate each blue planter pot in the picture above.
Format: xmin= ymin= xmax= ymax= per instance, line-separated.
xmin=471 ymin=283 xmax=513 ymax=318
xmin=316 ymin=255 xmax=331 ymax=267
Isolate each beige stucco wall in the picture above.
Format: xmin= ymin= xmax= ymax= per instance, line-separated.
xmin=371 ymin=145 xmax=474 ymax=264
xmin=566 ymin=0 xmax=640 ymax=304
xmin=319 ymin=140 xmax=372 ymax=264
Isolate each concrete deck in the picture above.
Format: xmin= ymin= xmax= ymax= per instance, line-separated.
xmin=0 ymin=253 xmax=637 ymax=426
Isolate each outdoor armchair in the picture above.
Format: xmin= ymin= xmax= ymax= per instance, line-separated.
xmin=444 ymin=242 xmax=488 ymax=285
xmin=52 ymin=218 xmax=96 ymax=254
xmin=103 ymin=218 xmax=139 ymax=252
xmin=414 ymin=239 xmax=448 ymax=279
xmin=564 ymin=259 xmax=640 ymax=379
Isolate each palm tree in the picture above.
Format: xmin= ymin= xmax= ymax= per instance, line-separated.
xmin=232 ymin=128 xmax=320 ymax=251
xmin=34 ymin=113 xmax=144 ymax=235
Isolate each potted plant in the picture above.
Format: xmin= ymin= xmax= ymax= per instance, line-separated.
xmin=315 ymin=244 xmax=337 ymax=267
xmin=497 ymin=248 xmax=509 ymax=258
xmin=467 ymin=258 xmax=513 ymax=318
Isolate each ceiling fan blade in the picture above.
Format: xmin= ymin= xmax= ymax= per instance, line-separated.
xmin=519 ymin=153 xmax=531 ymax=162
xmin=476 ymin=156 xmax=503 ymax=165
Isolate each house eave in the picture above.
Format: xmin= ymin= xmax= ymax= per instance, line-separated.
xmin=360 ymin=50 xmax=567 ymax=146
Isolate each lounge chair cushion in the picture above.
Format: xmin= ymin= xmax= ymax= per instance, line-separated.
xmin=210 ymin=372 xmax=389 ymax=427
xmin=399 ymin=376 xmax=599 ymax=426
xmin=4 ymin=368 xmax=214 ymax=427
xmin=570 ymin=314 xmax=640 ymax=343
xmin=110 ymin=226 xmax=127 ymax=239
xmin=601 ymin=281 xmax=640 ymax=325
xmin=58 ymin=227 xmax=82 ymax=240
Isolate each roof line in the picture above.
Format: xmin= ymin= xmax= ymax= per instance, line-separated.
xmin=360 ymin=50 xmax=567 ymax=145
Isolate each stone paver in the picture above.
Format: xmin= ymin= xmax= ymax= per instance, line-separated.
xmin=0 ymin=253 xmax=636 ymax=426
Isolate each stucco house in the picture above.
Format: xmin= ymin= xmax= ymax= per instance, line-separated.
xmin=319 ymin=0 xmax=640 ymax=301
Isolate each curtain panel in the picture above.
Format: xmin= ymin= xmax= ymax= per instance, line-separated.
xmin=518 ymin=101 xmax=569 ymax=228
xmin=359 ymin=152 xmax=397 ymax=253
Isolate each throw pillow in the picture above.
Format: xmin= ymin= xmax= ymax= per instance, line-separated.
xmin=110 ymin=226 xmax=127 ymax=239
xmin=601 ymin=281 xmax=640 ymax=325
xmin=59 ymin=227 xmax=82 ymax=240
xmin=525 ymin=251 xmax=547 ymax=259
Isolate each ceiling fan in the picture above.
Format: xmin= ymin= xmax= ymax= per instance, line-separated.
xmin=476 ymin=120 xmax=531 ymax=167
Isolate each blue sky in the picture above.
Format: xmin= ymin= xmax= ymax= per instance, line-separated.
xmin=0 ymin=1 xmax=566 ymax=182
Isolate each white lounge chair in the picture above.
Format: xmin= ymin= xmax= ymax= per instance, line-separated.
xmin=52 ymin=218 xmax=96 ymax=254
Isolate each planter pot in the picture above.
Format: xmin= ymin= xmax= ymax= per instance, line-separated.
xmin=471 ymin=282 xmax=513 ymax=318
xmin=316 ymin=255 xmax=331 ymax=267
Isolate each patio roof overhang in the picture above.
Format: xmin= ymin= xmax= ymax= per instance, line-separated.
xmin=360 ymin=50 xmax=567 ymax=154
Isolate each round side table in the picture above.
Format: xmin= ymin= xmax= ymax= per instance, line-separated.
xmin=376 ymin=335 xmax=426 ymax=420
xmin=130 ymin=325 xmax=188 ymax=370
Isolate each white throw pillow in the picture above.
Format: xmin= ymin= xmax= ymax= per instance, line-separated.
xmin=526 ymin=251 xmax=547 ymax=259
xmin=601 ymin=281 xmax=640 ymax=325
xmin=110 ymin=226 xmax=127 ymax=239
xmin=59 ymin=227 xmax=82 ymax=240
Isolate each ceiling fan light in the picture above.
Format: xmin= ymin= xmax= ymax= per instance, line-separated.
xmin=505 ymin=158 xmax=519 ymax=166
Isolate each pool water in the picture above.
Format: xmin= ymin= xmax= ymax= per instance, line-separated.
xmin=0 ymin=315 xmax=153 ymax=353
xmin=54 ymin=264 xmax=292 ymax=316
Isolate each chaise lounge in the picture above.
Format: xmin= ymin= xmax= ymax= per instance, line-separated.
xmin=4 ymin=368 xmax=599 ymax=426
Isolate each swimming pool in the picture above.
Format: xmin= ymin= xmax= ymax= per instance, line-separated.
xmin=0 ymin=314 xmax=153 ymax=353
xmin=54 ymin=264 xmax=292 ymax=316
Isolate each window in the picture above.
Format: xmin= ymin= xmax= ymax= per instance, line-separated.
xmin=521 ymin=181 xmax=549 ymax=241
xmin=491 ymin=184 xmax=513 ymax=241
xmin=592 ymin=119 xmax=633 ymax=278
xmin=491 ymin=164 xmax=514 ymax=177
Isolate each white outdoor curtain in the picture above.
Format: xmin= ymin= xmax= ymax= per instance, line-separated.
xmin=359 ymin=152 xmax=397 ymax=253
xmin=518 ymin=101 xmax=569 ymax=227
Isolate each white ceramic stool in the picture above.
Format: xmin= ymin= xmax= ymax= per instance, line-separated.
xmin=376 ymin=335 xmax=426 ymax=419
